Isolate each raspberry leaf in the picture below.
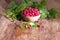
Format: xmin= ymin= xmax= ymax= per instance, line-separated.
xmin=29 ymin=22 xmax=39 ymax=27
xmin=47 ymin=8 xmax=58 ymax=19
xmin=15 ymin=3 xmax=28 ymax=13
xmin=39 ymin=0 xmax=46 ymax=8
xmin=21 ymin=22 xmax=26 ymax=29
xmin=9 ymin=1 xmax=17 ymax=11
xmin=6 ymin=9 xmax=17 ymax=20
xmin=40 ymin=8 xmax=49 ymax=19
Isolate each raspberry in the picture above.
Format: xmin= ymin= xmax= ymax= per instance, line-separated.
xmin=22 ymin=7 xmax=40 ymax=17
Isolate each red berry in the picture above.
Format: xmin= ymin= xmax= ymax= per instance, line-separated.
xmin=38 ymin=24 xmax=44 ymax=30
xmin=22 ymin=7 xmax=40 ymax=17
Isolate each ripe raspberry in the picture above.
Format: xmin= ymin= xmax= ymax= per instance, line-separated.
xmin=22 ymin=7 xmax=40 ymax=17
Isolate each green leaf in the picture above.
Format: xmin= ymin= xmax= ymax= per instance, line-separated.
xmin=9 ymin=1 xmax=17 ymax=11
xmin=48 ymin=8 xmax=58 ymax=19
xmin=29 ymin=0 xmax=34 ymax=2
xmin=31 ymin=0 xmax=46 ymax=10
xmin=6 ymin=9 xmax=17 ymax=20
xmin=6 ymin=9 xmax=13 ymax=18
xmin=15 ymin=3 xmax=28 ymax=13
xmin=22 ymin=0 xmax=34 ymax=3
xmin=22 ymin=0 xmax=28 ymax=4
xmin=40 ymin=8 xmax=49 ymax=18
xmin=21 ymin=22 xmax=26 ymax=29
xmin=6 ymin=1 xmax=28 ymax=21
xmin=31 ymin=2 xmax=39 ymax=8
xmin=39 ymin=0 xmax=46 ymax=8
xmin=29 ymin=22 xmax=38 ymax=27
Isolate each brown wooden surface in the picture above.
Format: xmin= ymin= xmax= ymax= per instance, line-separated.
xmin=0 ymin=0 xmax=60 ymax=40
